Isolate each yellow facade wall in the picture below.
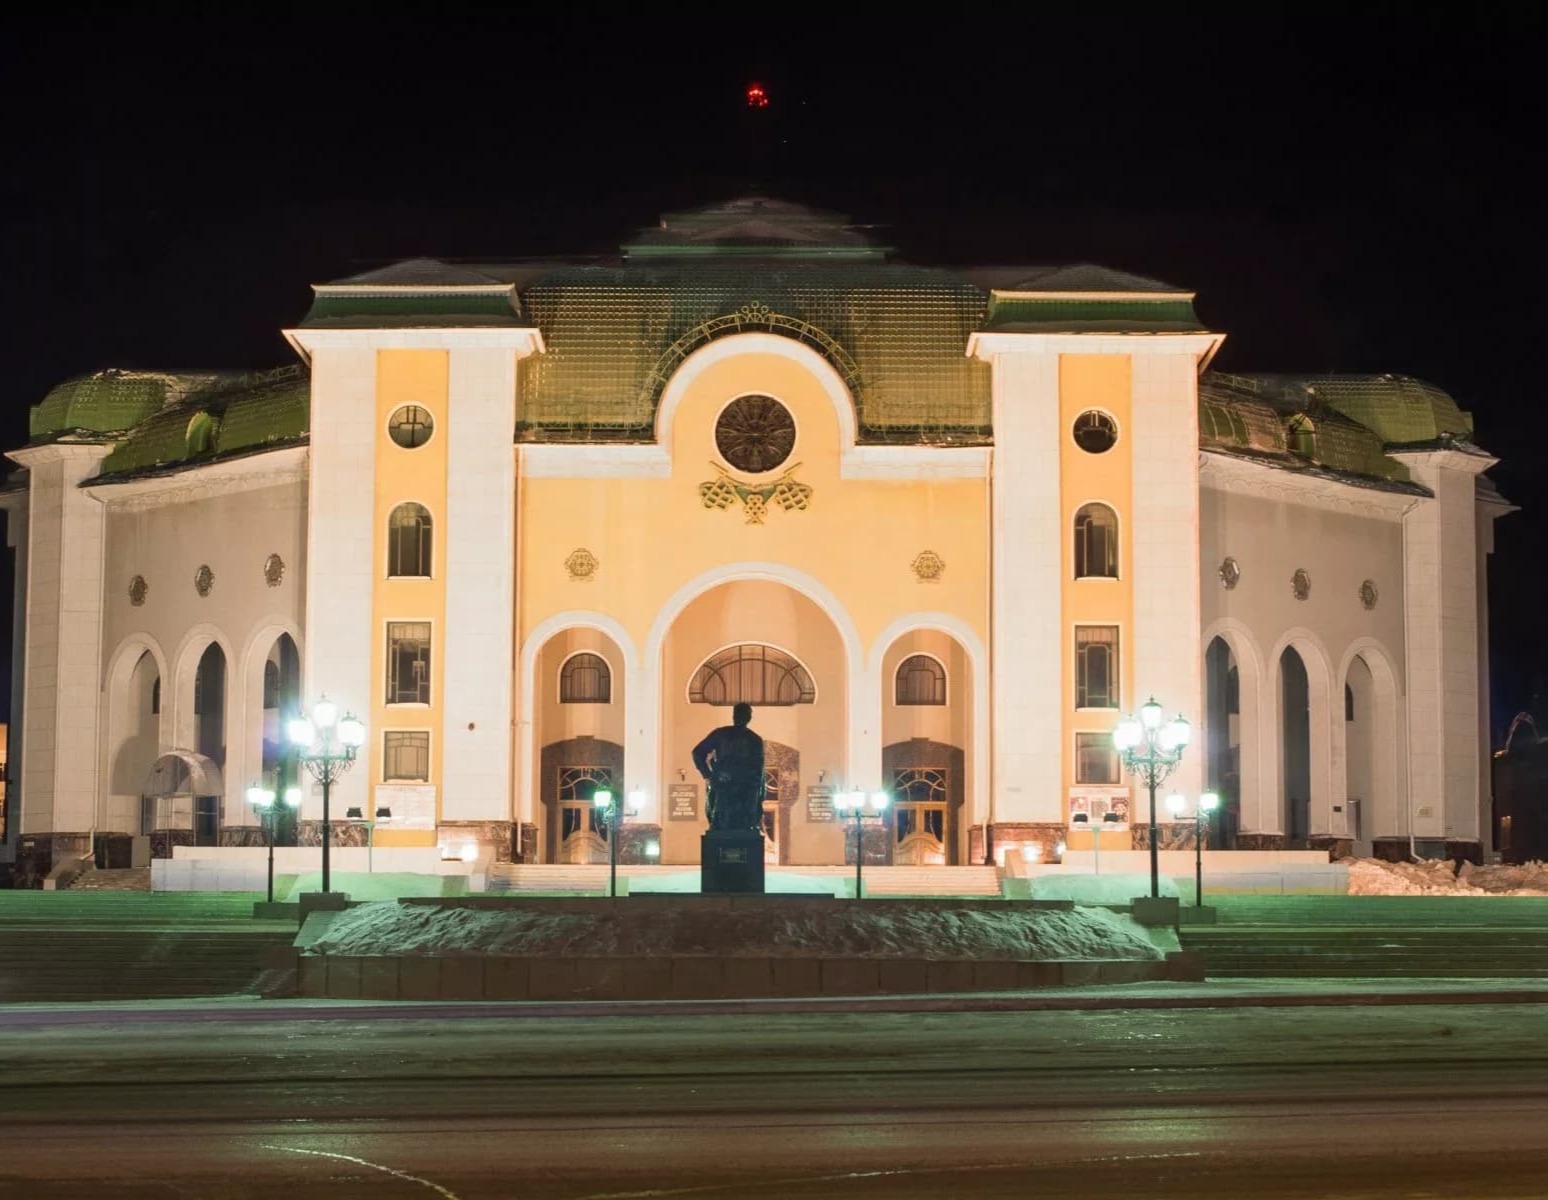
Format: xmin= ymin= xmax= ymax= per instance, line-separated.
xmin=1058 ymin=355 xmax=1135 ymax=837
xmin=517 ymin=346 xmax=988 ymax=806
xmin=371 ymin=350 xmax=448 ymax=847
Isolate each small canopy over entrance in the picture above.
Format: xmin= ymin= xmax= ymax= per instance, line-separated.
xmin=141 ymin=751 xmax=225 ymax=850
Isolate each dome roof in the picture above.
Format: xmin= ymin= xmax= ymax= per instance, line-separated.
xmin=1249 ymin=374 xmax=1472 ymax=445
xmin=30 ymin=370 xmax=174 ymax=439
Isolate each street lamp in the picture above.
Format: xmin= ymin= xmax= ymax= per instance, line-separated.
xmin=246 ymin=782 xmax=302 ymax=904
xmin=1167 ymin=791 xmax=1220 ymax=906
xmin=345 ymin=804 xmax=393 ymax=873
xmin=287 ymin=696 xmax=366 ymax=894
xmin=834 ymin=790 xmax=890 ymax=899
xmin=1113 ymin=697 xmax=1191 ymax=899
xmin=594 ymin=788 xmax=643 ymax=898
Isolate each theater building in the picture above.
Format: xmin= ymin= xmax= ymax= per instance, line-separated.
xmin=0 ymin=198 xmax=1512 ymax=884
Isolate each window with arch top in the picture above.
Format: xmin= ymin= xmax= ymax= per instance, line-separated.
xmin=689 ymin=644 xmax=815 ymax=706
xmin=560 ymin=653 xmax=612 ymax=704
xmin=1074 ymin=503 xmax=1119 ymax=579
xmin=895 ymin=654 xmax=946 ymax=706
xmin=388 ymin=502 xmax=433 ymax=578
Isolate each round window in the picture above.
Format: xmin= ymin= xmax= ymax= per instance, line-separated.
xmin=715 ymin=394 xmax=795 ymax=474
xmin=1072 ymin=410 xmax=1118 ymax=454
xmin=388 ymin=405 xmax=435 ymax=449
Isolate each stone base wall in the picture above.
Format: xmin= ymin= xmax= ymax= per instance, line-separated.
xmin=1233 ymin=832 xmax=1288 ymax=851
xmin=1307 ymin=836 xmax=1353 ymax=860
xmin=219 ymin=827 xmax=269 ymax=849
xmin=11 ymin=833 xmax=91 ymax=889
xmin=1132 ymin=822 xmax=1213 ymax=851
xmin=438 ymin=821 xmax=515 ymax=863
xmin=1445 ymin=839 xmax=1484 ymax=865
xmin=515 ymin=823 xmax=539 ymax=863
xmin=972 ymin=822 xmax=1065 ymax=866
xmin=1371 ymin=838 xmax=1411 ymax=862
xmin=297 ymin=821 xmax=370 ymax=848
xmin=844 ymin=822 xmax=890 ymax=866
xmin=619 ymin=824 xmax=663 ymax=865
xmin=148 ymin=829 xmax=195 ymax=860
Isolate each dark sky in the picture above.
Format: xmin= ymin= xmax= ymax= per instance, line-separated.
xmin=2 ymin=6 xmax=1544 ymax=732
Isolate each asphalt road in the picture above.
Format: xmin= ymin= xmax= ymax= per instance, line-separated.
xmin=3 ymin=998 xmax=1546 ymax=1198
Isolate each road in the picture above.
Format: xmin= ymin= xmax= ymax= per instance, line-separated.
xmin=2 ymin=995 xmax=1546 ymax=1198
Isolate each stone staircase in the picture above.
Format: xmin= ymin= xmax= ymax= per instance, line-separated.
xmin=1181 ymin=895 xmax=1548 ymax=978
xmin=487 ymin=863 xmax=1004 ymax=898
xmin=0 ymin=891 xmax=295 ymax=1001
xmin=67 ymin=866 xmax=152 ymax=892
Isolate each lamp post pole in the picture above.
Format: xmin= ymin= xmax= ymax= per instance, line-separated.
xmin=287 ymin=696 xmax=367 ymax=895
xmin=594 ymin=789 xmax=644 ymax=899
xmin=835 ymin=791 xmax=890 ymax=899
xmin=246 ymin=783 xmax=303 ymax=905
xmin=1197 ymin=792 xmax=1219 ymax=907
xmin=1113 ymin=697 xmax=1191 ymax=900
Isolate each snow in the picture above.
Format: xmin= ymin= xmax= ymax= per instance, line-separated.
xmin=1027 ymin=873 xmax=1181 ymax=904
xmin=1345 ymin=857 xmax=1548 ymax=896
xmin=308 ymin=900 xmax=1178 ymax=961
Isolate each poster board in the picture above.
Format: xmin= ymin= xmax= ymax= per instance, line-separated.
xmin=374 ymin=784 xmax=436 ymax=830
xmin=806 ymin=786 xmax=835 ymax=822
xmin=668 ymin=782 xmax=699 ymax=821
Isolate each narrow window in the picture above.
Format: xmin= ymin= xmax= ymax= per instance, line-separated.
xmin=894 ymin=655 xmax=946 ymax=706
xmin=1345 ymin=684 xmax=1355 ymax=722
xmin=150 ymin=677 xmax=161 ymax=716
xmin=1073 ymin=503 xmax=1119 ymax=579
xmin=388 ymin=503 xmax=433 ymax=578
xmin=383 ymin=730 xmax=431 ymax=781
xmin=560 ymin=653 xmax=611 ymax=704
xmin=263 ymin=661 xmax=280 ymax=710
xmin=386 ymin=622 xmax=432 ymax=704
xmin=1075 ymin=626 xmax=1119 ymax=709
xmin=1075 ymin=732 xmax=1121 ymax=785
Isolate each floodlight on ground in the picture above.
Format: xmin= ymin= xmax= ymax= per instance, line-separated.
xmin=645 ymin=840 xmax=660 ymax=859
xmin=1055 ymin=840 xmax=1067 ymax=857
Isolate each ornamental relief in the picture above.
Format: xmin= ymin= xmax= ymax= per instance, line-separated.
xmin=194 ymin=564 xmax=215 ymax=598
xmin=699 ymin=462 xmax=813 ymax=525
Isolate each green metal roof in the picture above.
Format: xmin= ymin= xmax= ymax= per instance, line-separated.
xmin=983 ymin=296 xmax=1204 ymax=333
xmin=31 ymin=370 xmax=179 ymax=440
xmin=299 ymin=288 xmax=526 ymax=330
xmin=1216 ymin=373 xmax=1471 ymax=444
xmin=515 ymin=262 xmax=992 ymax=442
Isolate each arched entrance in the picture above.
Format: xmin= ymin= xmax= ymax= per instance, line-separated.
xmin=879 ymin=629 xmax=971 ymax=865
xmin=1339 ymin=642 xmax=1402 ymax=856
xmin=531 ymin=628 xmax=629 ymax=864
xmin=1204 ymin=637 xmax=1241 ymax=847
xmin=1281 ymin=646 xmax=1311 ymax=845
xmin=661 ymin=579 xmax=847 ymax=865
xmin=103 ymin=638 xmax=166 ymax=841
xmin=243 ymin=631 xmax=301 ymax=846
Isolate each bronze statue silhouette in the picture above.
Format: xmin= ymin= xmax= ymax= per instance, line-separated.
xmin=692 ymin=702 xmax=766 ymax=833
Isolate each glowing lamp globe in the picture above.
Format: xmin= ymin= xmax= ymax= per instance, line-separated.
xmin=1113 ymin=719 xmax=1142 ymax=752
xmin=1159 ymin=714 xmax=1191 ymax=752
xmin=869 ymin=791 xmax=890 ymax=811
xmin=1199 ymin=792 xmax=1221 ymax=813
xmin=287 ymin=717 xmax=316 ymax=748
xmin=1140 ymin=698 xmax=1164 ymax=731
xmin=593 ymin=789 xmax=614 ymax=810
xmin=312 ymin=697 xmax=338 ymax=730
xmin=1166 ymin=792 xmax=1186 ymax=817
xmin=284 ymin=786 xmax=303 ymax=809
xmin=337 ymin=713 xmax=366 ymax=749
xmin=246 ymin=785 xmax=276 ymax=809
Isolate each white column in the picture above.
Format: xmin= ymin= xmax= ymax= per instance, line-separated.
xmin=986 ymin=352 xmax=1064 ymax=823
xmin=441 ymin=348 xmax=518 ymax=821
xmin=299 ymin=345 xmax=376 ymax=822
xmin=1396 ymin=449 xmax=1492 ymax=846
xmin=1130 ymin=353 xmax=1204 ymax=812
xmin=9 ymin=445 xmax=110 ymax=837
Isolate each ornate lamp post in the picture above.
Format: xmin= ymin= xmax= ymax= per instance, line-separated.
xmin=246 ymin=782 xmax=302 ymax=904
xmin=594 ymin=788 xmax=644 ymax=898
xmin=834 ymin=790 xmax=890 ymax=899
xmin=286 ymin=696 xmax=366 ymax=894
xmin=1113 ymin=697 xmax=1191 ymax=900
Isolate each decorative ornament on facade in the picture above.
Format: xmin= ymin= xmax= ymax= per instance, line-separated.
xmin=128 ymin=575 xmax=148 ymax=607
xmin=194 ymin=564 xmax=215 ymax=597
xmin=699 ymin=462 xmax=813 ymax=525
xmin=263 ymin=553 xmax=285 ymax=588
xmin=1359 ymin=579 xmax=1378 ymax=610
xmin=911 ymin=550 xmax=945 ymax=582
xmin=565 ymin=548 xmax=599 ymax=580
xmin=715 ymin=393 xmax=795 ymax=474
xmin=1218 ymin=557 xmax=1241 ymax=589
xmin=1291 ymin=568 xmax=1311 ymax=601
xmin=738 ymin=300 xmax=771 ymax=323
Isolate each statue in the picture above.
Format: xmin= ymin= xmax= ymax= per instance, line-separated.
xmin=692 ymin=702 xmax=766 ymax=833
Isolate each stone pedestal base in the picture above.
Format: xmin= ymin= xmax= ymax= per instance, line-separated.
xmin=1131 ymin=896 xmax=1180 ymax=927
xmin=438 ymin=821 xmax=516 ymax=863
xmin=701 ymin=830 xmax=765 ymax=894
xmin=1132 ymin=821 xmax=1211 ymax=851
xmin=1233 ymin=832 xmax=1288 ymax=851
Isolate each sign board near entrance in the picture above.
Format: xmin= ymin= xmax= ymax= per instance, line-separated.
xmin=668 ymin=783 xmax=698 ymax=821
xmin=375 ymin=784 xmax=435 ymax=830
xmin=806 ymin=786 xmax=835 ymax=822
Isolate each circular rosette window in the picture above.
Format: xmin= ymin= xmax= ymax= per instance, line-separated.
xmin=715 ymin=394 xmax=795 ymax=474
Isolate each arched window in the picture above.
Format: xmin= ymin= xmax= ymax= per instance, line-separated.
xmin=1074 ymin=503 xmax=1118 ymax=579
xmin=689 ymin=644 xmax=815 ymax=706
xmin=560 ymin=653 xmax=611 ymax=704
xmin=388 ymin=503 xmax=433 ymax=578
xmin=895 ymin=655 xmax=946 ymax=706
xmin=263 ymin=661 xmax=280 ymax=709
xmin=151 ymin=676 xmax=161 ymax=716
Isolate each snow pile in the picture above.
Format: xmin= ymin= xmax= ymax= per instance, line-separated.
xmin=1346 ymin=857 xmax=1548 ymax=897
xmin=1028 ymin=873 xmax=1181 ymax=904
xmin=309 ymin=900 xmax=1176 ymax=961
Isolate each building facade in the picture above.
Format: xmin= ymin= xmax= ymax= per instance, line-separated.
xmin=0 ymin=199 xmax=1513 ymax=884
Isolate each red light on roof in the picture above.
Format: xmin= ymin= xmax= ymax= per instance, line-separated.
xmin=746 ymin=82 xmax=769 ymax=108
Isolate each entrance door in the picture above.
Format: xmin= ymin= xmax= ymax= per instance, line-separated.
xmin=557 ymin=766 xmax=612 ymax=864
xmin=892 ymin=767 xmax=948 ymax=865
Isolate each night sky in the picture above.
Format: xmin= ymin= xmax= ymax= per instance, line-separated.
xmin=2 ymin=7 xmax=1544 ymax=734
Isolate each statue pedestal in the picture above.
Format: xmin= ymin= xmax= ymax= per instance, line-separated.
xmin=700 ymin=830 xmax=766 ymax=894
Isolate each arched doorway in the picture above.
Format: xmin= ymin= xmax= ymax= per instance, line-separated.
xmin=103 ymin=640 xmax=165 ymax=844
xmin=1281 ymin=646 xmax=1311 ymax=846
xmin=251 ymin=632 xmax=301 ymax=846
xmin=661 ymin=579 xmax=846 ymax=865
xmin=1344 ymin=655 xmax=1374 ymax=856
xmin=141 ymin=751 xmax=223 ymax=858
xmin=1204 ymin=637 xmax=1241 ymax=848
xmin=880 ymin=630 xmax=970 ymax=865
xmin=532 ymin=629 xmax=628 ymax=864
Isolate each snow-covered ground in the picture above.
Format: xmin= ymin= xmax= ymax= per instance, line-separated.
xmin=308 ymin=900 xmax=1178 ymax=961
xmin=1027 ymin=873 xmax=1181 ymax=904
xmin=631 ymin=870 xmax=842 ymax=895
xmin=1346 ymin=857 xmax=1548 ymax=896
